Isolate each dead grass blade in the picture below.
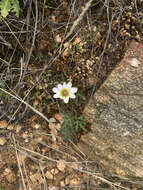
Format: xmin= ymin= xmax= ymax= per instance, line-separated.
xmin=0 ymin=87 xmax=50 ymax=123
xmin=12 ymin=134 xmax=27 ymax=190
xmin=66 ymin=163 xmax=131 ymax=190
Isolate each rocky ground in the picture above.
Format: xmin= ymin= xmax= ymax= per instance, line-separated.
xmin=0 ymin=0 xmax=143 ymax=189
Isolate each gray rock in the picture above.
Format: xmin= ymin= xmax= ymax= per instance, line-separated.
xmin=79 ymin=41 xmax=143 ymax=179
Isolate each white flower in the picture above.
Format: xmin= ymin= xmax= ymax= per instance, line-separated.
xmin=52 ymin=82 xmax=78 ymax=103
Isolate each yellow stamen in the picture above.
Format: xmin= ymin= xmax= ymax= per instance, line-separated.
xmin=61 ymin=89 xmax=69 ymax=97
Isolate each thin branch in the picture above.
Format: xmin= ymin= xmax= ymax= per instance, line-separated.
xmin=65 ymin=0 xmax=94 ymax=40
xmin=20 ymin=0 xmax=38 ymax=82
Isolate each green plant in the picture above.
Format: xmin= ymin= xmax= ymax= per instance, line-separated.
xmin=60 ymin=111 xmax=87 ymax=141
xmin=0 ymin=0 xmax=19 ymax=18
xmin=0 ymin=185 xmax=6 ymax=190
xmin=75 ymin=44 xmax=83 ymax=53
xmin=61 ymin=73 xmax=68 ymax=83
xmin=40 ymin=71 xmax=48 ymax=80
xmin=73 ymin=90 xmax=85 ymax=106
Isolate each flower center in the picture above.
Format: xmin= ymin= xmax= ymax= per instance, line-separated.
xmin=60 ymin=89 xmax=69 ymax=97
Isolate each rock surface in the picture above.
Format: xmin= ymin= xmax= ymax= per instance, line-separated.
xmin=80 ymin=40 xmax=143 ymax=179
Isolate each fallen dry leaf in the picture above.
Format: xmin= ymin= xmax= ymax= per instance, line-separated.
xmin=22 ymin=132 xmax=28 ymax=139
xmin=60 ymin=180 xmax=65 ymax=186
xmin=0 ymin=154 xmax=2 ymax=161
xmin=52 ymin=133 xmax=57 ymax=142
xmin=6 ymin=173 xmax=16 ymax=183
xmin=7 ymin=124 xmax=14 ymax=130
xmin=30 ymin=173 xmax=44 ymax=183
xmin=62 ymin=48 xmax=69 ymax=58
xmin=51 ymin=168 xmax=59 ymax=175
xmin=55 ymin=123 xmax=61 ymax=130
xmin=0 ymin=137 xmax=7 ymax=145
xmin=73 ymin=37 xmax=81 ymax=45
xmin=64 ymin=42 xmax=70 ymax=48
xmin=4 ymin=168 xmax=11 ymax=175
xmin=49 ymin=122 xmax=56 ymax=130
xmin=4 ymin=168 xmax=16 ymax=183
xmin=129 ymin=58 xmax=141 ymax=68
xmin=33 ymin=123 xmax=41 ymax=129
xmin=37 ymin=137 xmax=43 ymax=142
xmin=50 ymin=15 xmax=56 ymax=23
xmin=65 ymin=176 xmax=70 ymax=185
xmin=45 ymin=171 xmax=53 ymax=180
xmin=55 ymin=35 xmax=62 ymax=43
xmin=49 ymin=117 xmax=56 ymax=123
xmin=15 ymin=124 xmax=22 ymax=133
xmin=55 ymin=113 xmax=64 ymax=124
xmin=49 ymin=186 xmax=59 ymax=190
xmin=51 ymin=127 xmax=57 ymax=136
xmin=61 ymin=0 xmax=68 ymax=8
xmin=57 ymin=159 xmax=66 ymax=171
xmin=0 ymin=120 xmax=7 ymax=129
xmin=93 ymin=25 xmax=97 ymax=32
xmin=33 ymin=99 xmax=39 ymax=108
xmin=70 ymin=177 xmax=81 ymax=186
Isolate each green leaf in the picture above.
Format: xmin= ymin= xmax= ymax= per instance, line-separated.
xmin=0 ymin=0 xmax=19 ymax=18
xmin=0 ymin=0 xmax=11 ymax=17
xmin=11 ymin=0 xmax=19 ymax=17
xmin=0 ymin=186 xmax=6 ymax=190
xmin=60 ymin=111 xmax=87 ymax=141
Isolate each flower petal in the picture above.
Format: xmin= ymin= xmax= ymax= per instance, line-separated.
xmin=71 ymin=87 xmax=78 ymax=93
xmin=63 ymin=82 xmax=67 ymax=88
xmin=59 ymin=95 xmax=64 ymax=99
xmin=67 ymin=82 xmax=72 ymax=88
xmin=63 ymin=97 xmax=69 ymax=103
xmin=57 ymin=84 xmax=63 ymax=90
xmin=52 ymin=87 xmax=59 ymax=93
xmin=53 ymin=93 xmax=60 ymax=98
xmin=70 ymin=93 xmax=76 ymax=99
